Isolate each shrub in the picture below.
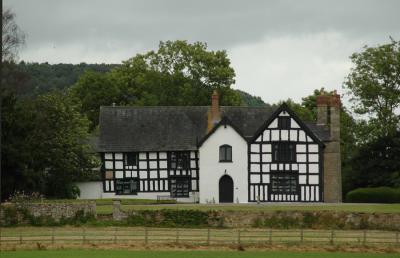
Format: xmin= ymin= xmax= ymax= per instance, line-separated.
xmin=125 ymin=209 xmax=210 ymax=227
xmin=1 ymin=205 xmax=19 ymax=226
xmin=345 ymin=187 xmax=400 ymax=203
xmin=262 ymin=214 xmax=301 ymax=229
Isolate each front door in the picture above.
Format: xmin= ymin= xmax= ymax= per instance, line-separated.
xmin=219 ymin=175 xmax=234 ymax=203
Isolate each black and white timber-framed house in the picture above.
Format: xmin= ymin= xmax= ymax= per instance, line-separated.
xmin=77 ymin=91 xmax=342 ymax=203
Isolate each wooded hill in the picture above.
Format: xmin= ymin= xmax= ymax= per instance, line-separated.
xmin=14 ymin=62 xmax=266 ymax=107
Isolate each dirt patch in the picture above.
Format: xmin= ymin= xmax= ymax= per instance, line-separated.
xmin=1 ymin=242 xmax=399 ymax=253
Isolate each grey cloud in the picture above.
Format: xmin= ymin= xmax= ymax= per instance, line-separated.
xmin=7 ymin=0 xmax=400 ymax=53
xmin=4 ymin=0 xmax=400 ymax=103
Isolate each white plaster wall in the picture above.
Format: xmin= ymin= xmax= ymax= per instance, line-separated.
xmin=76 ymin=181 xmax=103 ymax=199
xmin=199 ymin=125 xmax=248 ymax=203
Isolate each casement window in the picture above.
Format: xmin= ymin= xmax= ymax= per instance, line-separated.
xmin=219 ymin=144 xmax=232 ymax=162
xmin=169 ymin=151 xmax=190 ymax=169
xmin=115 ymin=178 xmax=139 ymax=195
xmin=271 ymin=173 xmax=298 ymax=194
xmin=170 ymin=177 xmax=190 ymax=197
xmin=278 ymin=117 xmax=291 ymax=129
xmin=124 ymin=152 xmax=138 ymax=166
xmin=272 ymin=142 xmax=296 ymax=162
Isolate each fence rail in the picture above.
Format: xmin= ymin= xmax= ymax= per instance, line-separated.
xmin=1 ymin=228 xmax=399 ymax=246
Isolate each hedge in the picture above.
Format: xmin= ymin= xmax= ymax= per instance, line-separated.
xmin=345 ymin=187 xmax=400 ymax=203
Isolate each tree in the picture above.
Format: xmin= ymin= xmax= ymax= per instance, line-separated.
xmin=70 ymin=70 xmax=122 ymax=129
xmin=282 ymin=98 xmax=314 ymax=121
xmin=349 ymin=132 xmax=400 ymax=189
xmin=236 ymin=89 xmax=267 ymax=107
xmin=344 ymin=39 xmax=400 ymax=139
xmin=1 ymin=91 xmax=98 ymax=199
xmin=71 ymin=40 xmax=241 ymax=129
xmin=2 ymin=8 xmax=25 ymax=62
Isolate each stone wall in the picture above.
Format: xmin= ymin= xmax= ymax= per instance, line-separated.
xmin=111 ymin=201 xmax=400 ymax=230
xmin=0 ymin=201 xmax=96 ymax=223
xmin=211 ymin=210 xmax=400 ymax=230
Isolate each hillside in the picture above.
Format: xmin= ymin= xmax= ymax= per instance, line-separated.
xmin=13 ymin=62 xmax=266 ymax=106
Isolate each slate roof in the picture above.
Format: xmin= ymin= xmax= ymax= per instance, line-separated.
xmin=98 ymin=106 xmax=330 ymax=152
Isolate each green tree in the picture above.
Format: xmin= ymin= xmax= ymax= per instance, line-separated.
xmin=349 ymin=132 xmax=400 ymax=189
xmin=70 ymin=70 xmax=122 ymax=130
xmin=28 ymin=92 xmax=98 ymax=198
xmin=1 ymin=91 xmax=98 ymax=199
xmin=282 ymin=98 xmax=314 ymax=121
xmin=236 ymin=89 xmax=267 ymax=107
xmin=344 ymin=39 xmax=400 ymax=139
xmin=1 ymin=90 xmax=41 ymax=199
xmin=71 ymin=40 xmax=241 ymax=129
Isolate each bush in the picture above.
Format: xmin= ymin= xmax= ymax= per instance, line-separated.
xmin=125 ymin=209 xmax=210 ymax=227
xmin=1 ymin=205 xmax=19 ymax=226
xmin=345 ymin=187 xmax=400 ymax=203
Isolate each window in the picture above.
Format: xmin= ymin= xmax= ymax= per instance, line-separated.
xmin=170 ymin=177 xmax=190 ymax=197
xmin=124 ymin=152 xmax=137 ymax=166
xmin=272 ymin=143 xmax=296 ymax=162
xmin=219 ymin=145 xmax=232 ymax=162
xmin=169 ymin=152 xmax=190 ymax=169
xmin=278 ymin=117 xmax=291 ymax=129
xmin=271 ymin=173 xmax=298 ymax=194
xmin=115 ymin=178 xmax=139 ymax=195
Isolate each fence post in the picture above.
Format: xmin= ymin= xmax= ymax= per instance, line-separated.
xmin=19 ymin=232 xmax=23 ymax=244
xmin=330 ymin=230 xmax=334 ymax=245
xmin=52 ymin=228 xmax=55 ymax=244
xmin=176 ymin=228 xmax=179 ymax=244
xmin=145 ymin=227 xmax=148 ymax=245
xmin=363 ymin=230 xmax=367 ymax=245
xmin=237 ymin=230 xmax=241 ymax=245
xmin=82 ymin=227 xmax=86 ymax=244
xmin=268 ymin=228 xmax=272 ymax=244
xmin=300 ymin=229 xmax=304 ymax=243
xmin=207 ymin=228 xmax=210 ymax=245
xmin=114 ymin=227 xmax=118 ymax=244
xmin=396 ymin=232 xmax=399 ymax=245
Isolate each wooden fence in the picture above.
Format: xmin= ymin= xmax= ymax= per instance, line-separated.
xmin=1 ymin=228 xmax=399 ymax=246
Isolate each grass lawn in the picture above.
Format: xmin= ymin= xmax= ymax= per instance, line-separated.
xmin=105 ymin=203 xmax=400 ymax=215
xmin=1 ymin=250 xmax=399 ymax=258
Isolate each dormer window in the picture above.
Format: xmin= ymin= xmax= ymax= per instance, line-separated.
xmin=278 ymin=117 xmax=291 ymax=129
xmin=219 ymin=145 xmax=232 ymax=162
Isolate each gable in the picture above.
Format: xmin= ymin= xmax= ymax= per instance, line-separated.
xmin=198 ymin=117 xmax=247 ymax=147
xmin=251 ymin=104 xmax=325 ymax=146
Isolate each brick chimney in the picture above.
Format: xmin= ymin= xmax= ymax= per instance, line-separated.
xmin=207 ymin=90 xmax=221 ymax=132
xmin=316 ymin=93 xmax=329 ymax=126
xmin=317 ymin=90 xmax=342 ymax=203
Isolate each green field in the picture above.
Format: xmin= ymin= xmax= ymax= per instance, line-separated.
xmin=102 ymin=203 xmax=400 ymax=215
xmin=1 ymin=250 xmax=399 ymax=258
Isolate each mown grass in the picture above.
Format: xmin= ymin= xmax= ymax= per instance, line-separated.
xmin=1 ymin=250 xmax=399 ymax=258
xmin=31 ymin=198 xmax=176 ymax=205
xmin=115 ymin=203 xmax=400 ymax=215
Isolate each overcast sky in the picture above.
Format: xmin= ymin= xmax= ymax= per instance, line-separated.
xmin=5 ymin=0 xmax=400 ymax=104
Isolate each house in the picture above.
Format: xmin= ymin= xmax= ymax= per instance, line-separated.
xmin=77 ymin=91 xmax=342 ymax=203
